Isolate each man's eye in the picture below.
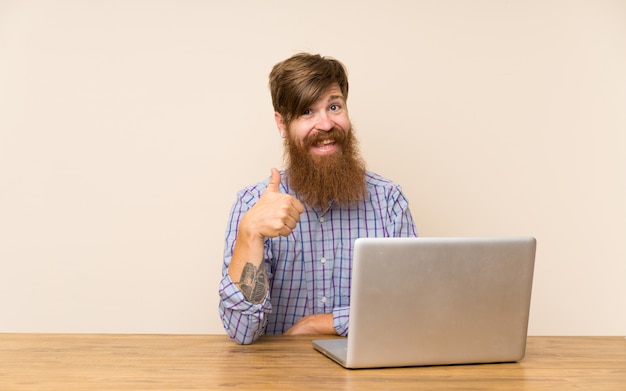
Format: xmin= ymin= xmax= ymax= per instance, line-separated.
xmin=302 ymin=109 xmax=311 ymax=115
xmin=330 ymin=104 xmax=340 ymax=111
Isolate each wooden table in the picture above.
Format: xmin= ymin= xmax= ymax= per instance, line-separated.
xmin=1 ymin=334 xmax=625 ymax=390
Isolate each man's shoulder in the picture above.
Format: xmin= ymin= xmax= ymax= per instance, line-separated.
xmin=364 ymin=171 xmax=401 ymax=188
xmin=239 ymin=178 xmax=269 ymax=193
xmin=235 ymin=177 xmax=270 ymax=201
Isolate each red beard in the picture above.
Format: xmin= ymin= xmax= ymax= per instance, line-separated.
xmin=283 ymin=127 xmax=366 ymax=210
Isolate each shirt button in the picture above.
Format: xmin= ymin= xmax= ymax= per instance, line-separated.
xmin=321 ymin=297 xmax=327 ymax=303
xmin=320 ymin=258 xmax=326 ymax=264
xmin=319 ymin=217 xmax=324 ymax=222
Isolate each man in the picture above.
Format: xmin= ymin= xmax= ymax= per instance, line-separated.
xmin=219 ymin=53 xmax=417 ymax=344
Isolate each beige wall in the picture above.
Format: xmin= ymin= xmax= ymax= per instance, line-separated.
xmin=1 ymin=0 xmax=624 ymax=335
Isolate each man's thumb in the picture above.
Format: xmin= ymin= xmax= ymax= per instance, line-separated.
xmin=266 ymin=168 xmax=281 ymax=193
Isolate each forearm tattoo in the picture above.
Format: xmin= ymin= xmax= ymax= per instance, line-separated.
xmin=236 ymin=262 xmax=268 ymax=304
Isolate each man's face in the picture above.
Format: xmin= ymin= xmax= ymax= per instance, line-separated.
xmin=275 ymin=83 xmax=366 ymax=209
xmin=276 ymin=84 xmax=351 ymax=161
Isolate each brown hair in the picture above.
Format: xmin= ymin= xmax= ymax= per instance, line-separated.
xmin=269 ymin=53 xmax=349 ymax=127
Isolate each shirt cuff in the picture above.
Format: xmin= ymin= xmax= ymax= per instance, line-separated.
xmin=332 ymin=306 xmax=350 ymax=336
xmin=219 ymin=273 xmax=271 ymax=313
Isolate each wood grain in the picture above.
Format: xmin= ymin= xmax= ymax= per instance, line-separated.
xmin=1 ymin=334 xmax=624 ymax=390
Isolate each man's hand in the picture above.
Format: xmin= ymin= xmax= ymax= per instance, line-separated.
xmin=242 ymin=168 xmax=304 ymax=240
xmin=283 ymin=313 xmax=336 ymax=336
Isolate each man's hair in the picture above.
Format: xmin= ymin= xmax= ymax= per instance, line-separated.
xmin=269 ymin=53 xmax=349 ymax=127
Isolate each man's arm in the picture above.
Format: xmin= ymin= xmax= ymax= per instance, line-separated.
xmin=219 ymin=168 xmax=304 ymax=344
xmin=283 ymin=313 xmax=336 ymax=335
xmin=235 ymin=262 xmax=268 ymax=304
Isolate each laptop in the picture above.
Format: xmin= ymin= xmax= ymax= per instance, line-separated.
xmin=312 ymin=236 xmax=536 ymax=369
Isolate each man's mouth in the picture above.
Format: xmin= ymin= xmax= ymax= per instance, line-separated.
xmin=315 ymin=139 xmax=336 ymax=151
xmin=303 ymin=129 xmax=345 ymax=156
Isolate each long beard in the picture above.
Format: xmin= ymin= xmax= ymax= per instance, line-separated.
xmin=284 ymin=127 xmax=367 ymax=210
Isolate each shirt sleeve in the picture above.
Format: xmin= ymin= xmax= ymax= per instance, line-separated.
xmin=387 ymin=184 xmax=419 ymax=238
xmin=219 ymin=271 xmax=272 ymax=345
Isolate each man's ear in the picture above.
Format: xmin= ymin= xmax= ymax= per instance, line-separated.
xmin=274 ymin=112 xmax=286 ymax=138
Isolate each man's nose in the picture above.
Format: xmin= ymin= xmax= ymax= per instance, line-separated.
xmin=315 ymin=111 xmax=334 ymax=132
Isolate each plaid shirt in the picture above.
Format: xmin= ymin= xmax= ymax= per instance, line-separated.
xmin=219 ymin=171 xmax=418 ymax=344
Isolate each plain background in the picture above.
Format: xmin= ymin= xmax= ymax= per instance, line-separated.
xmin=1 ymin=0 xmax=624 ymax=335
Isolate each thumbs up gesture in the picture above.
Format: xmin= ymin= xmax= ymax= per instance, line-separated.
xmin=243 ymin=168 xmax=305 ymax=239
